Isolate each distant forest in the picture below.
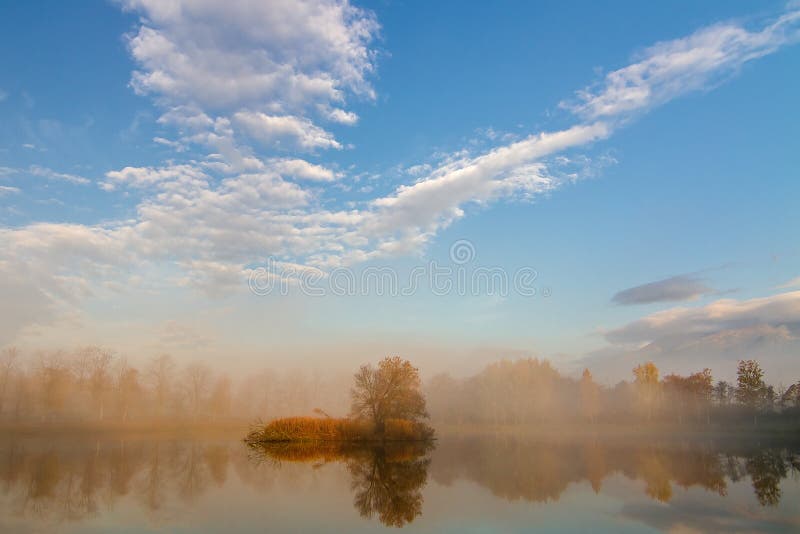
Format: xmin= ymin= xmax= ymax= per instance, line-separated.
xmin=1 ymin=345 xmax=798 ymax=427
xmin=427 ymin=359 xmax=800 ymax=426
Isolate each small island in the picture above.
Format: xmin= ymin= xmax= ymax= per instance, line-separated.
xmin=245 ymin=356 xmax=435 ymax=443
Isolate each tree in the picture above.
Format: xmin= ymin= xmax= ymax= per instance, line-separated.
xmin=0 ymin=346 xmax=19 ymax=414
xmin=687 ymin=368 xmax=713 ymax=424
xmin=114 ymin=359 xmax=141 ymax=422
xmin=184 ymin=362 xmax=212 ymax=417
xmin=735 ymin=360 xmax=766 ymax=425
xmin=350 ymin=356 xmax=428 ymax=434
xmin=35 ymin=351 xmax=72 ymax=418
xmin=146 ymin=354 xmax=175 ymax=416
xmin=662 ymin=373 xmax=690 ymax=424
xmin=84 ymin=346 xmax=115 ymax=420
xmin=579 ymin=369 xmax=600 ymax=423
xmin=714 ymin=380 xmax=731 ymax=406
xmin=633 ymin=362 xmax=660 ymax=421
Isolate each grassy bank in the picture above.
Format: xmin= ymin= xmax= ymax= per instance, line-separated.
xmin=244 ymin=416 xmax=434 ymax=443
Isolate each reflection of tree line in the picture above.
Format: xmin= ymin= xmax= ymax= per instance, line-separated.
xmin=1 ymin=437 xmax=798 ymax=527
xmin=429 ymin=437 xmax=800 ymax=508
xmin=0 ymin=438 xmax=237 ymax=523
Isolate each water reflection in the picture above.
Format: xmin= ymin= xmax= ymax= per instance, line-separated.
xmin=430 ymin=436 xmax=800 ymax=510
xmin=248 ymin=442 xmax=432 ymax=527
xmin=0 ymin=435 xmax=797 ymax=530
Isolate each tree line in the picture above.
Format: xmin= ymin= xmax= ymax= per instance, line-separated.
xmin=3 ymin=344 xmax=798 ymax=427
xmin=0 ymin=346 xmax=352 ymax=423
xmin=425 ymin=358 xmax=800 ymax=426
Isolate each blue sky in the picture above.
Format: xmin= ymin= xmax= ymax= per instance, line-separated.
xmin=1 ymin=0 xmax=799 ymax=382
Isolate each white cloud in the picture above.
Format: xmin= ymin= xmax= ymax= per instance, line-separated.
xmin=103 ymin=164 xmax=209 ymax=191
xmin=233 ymin=111 xmax=342 ymax=150
xmin=405 ymin=163 xmax=432 ymax=177
xmin=272 ymin=158 xmax=338 ymax=181
xmin=363 ymin=123 xmax=610 ymax=250
xmin=563 ymin=9 xmax=800 ymax=120
xmin=324 ymin=107 xmax=359 ymax=125
xmin=153 ymin=136 xmax=187 ymax=151
xmin=0 ymin=89 xmax=7 ymax=102
xmin=605 ymin=290 xmax=800 ymax=346
xmin=0 ymin=185 xmax=20 ymax=195
xmin=122 ymin=0 xmax=378 ymax=109
xmin=1 ymin=165 xmax=91 ymax=185
xmin=120 ymin=0 xmax=378 ymax=156
xmin=777 ymin=276 xmax=800 ymax=289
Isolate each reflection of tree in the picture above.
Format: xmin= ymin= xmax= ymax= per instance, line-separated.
xmin=582 ymin=441 xmax=606 ymax=493
xmin=176 ymin=443 xmax=209 ymax=503
xmin=204 ymin=445 xmax=230 ymax=487
xmin=26 ymin=452 xmax=62 ymax=515
xmin=348 ymin=446 xmax=430 ymax=527
xmin=745 ymin=450 xmax=787 ymax=506
xmin=138 ymin=443 xmax=166 ymax=512
xmin=635 ymin=449 xmax=673 ymax=502
xmin=248 ymin=441 xmax=432 ymax=528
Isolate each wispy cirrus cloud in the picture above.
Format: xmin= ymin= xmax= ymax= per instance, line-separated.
xmin=0 ymin=165 xmax=90 ymax=185
xmin=0 ymin=185 xmax=20 ymax=196
xmin=562 ymin=9 xmax=800 ymax=120
xmin=777 ymin=276 xmax=800 ymax=289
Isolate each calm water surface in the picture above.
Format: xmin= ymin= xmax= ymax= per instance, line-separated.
xmin=1 ymin=433 xmax=798 ymax=533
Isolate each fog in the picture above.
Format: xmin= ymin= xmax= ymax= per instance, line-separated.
xmin=1 ymin=345 xmax=797 ymax=428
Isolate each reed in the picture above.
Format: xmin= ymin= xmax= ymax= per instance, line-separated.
xmin=244 ymin=416 xmax=433 ymax=443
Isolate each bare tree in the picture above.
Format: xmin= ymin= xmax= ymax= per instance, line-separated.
xmin=146 ymin=354 xmax=175 ymax=416
xmin=85 ymin=346 xmax=115 ymax=420
xmin=183 ymin=363 xmax=212 ymax=417
xmin=114 ymin=358 xmax=142 ymax=422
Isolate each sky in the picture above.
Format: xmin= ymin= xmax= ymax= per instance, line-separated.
xmin=1 ymin=0 xmax=799 ymax=383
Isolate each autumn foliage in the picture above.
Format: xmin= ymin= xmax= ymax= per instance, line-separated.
xmin=244 ymin=416 xmax=433 ymax=443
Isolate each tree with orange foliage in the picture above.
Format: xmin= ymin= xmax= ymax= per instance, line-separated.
xmin=350 ymin=356 xmax=428 ymax=435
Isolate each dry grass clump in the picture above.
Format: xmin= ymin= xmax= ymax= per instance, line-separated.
xmin=244 ymin=416 xmax=433 ymax=443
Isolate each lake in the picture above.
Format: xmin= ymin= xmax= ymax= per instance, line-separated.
xmin=1 ymin=432 xmax=798 ymax=532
